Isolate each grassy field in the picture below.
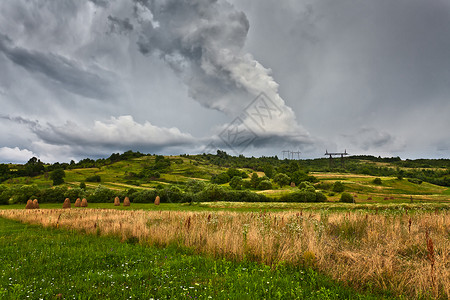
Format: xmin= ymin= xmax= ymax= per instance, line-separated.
xmin=0 ymin=217 xmax=389 ymax=300
xmin=1 ymin=207 xmax=448 ymax=299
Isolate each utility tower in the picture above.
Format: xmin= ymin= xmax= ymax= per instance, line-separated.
xmin=325 ymin=149 xmax=349 ymax=168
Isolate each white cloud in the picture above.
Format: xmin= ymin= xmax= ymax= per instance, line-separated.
xmin=34 ymin=115 xmax=195 ymax=149
xmin=0 ymin=147 xmax=37 ymax=163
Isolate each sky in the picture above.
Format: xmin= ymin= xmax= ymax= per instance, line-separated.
xmin=1 ymin=0 xmax=450 ymax=163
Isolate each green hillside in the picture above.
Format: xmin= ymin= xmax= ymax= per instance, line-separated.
xmin=1 ymin=152 xmax=449 ymax=205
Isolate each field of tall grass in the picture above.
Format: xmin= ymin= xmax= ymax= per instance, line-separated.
xmin=1 ymin=208 xmax=448 ymax=299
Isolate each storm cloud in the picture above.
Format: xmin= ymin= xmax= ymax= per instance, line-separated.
xmin=0 ymin=0 xmax=450 ymax=162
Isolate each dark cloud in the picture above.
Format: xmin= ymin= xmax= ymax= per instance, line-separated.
xmin=1 ymin=0 xmax=450 ymax=162
xmin=0 ymin=33 xmax=120 ymax=101
xmin=108 ymin=16 xmax=134 ymax=34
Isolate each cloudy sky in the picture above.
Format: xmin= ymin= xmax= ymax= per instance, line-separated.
xmin=1 ymin=0 xmax=450 ymax=163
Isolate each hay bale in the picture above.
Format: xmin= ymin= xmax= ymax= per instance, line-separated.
xmin=123 ymin=196 xmax=130 ymax=207
xmin=25 ymin=199 xmax=34 ymax=209
xmin=114 ymin=197 xmax=120 ymax=206
xmin=33 ymin=199 xmax=39 ymax=209
xmin=63 ymin=198 xmax=71 ymax=209
xmin=154 ymin=195 xmax=160 ymax=205
xmin=290 ymin=182 xmax=296 ymax=187
xmin=74 ymin=198 xmax=81 ymax=207
xmin=81 ymin=198 xmax=88 ymax=207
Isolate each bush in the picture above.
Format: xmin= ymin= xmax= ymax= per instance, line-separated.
xmin=132 ymin=190 xmax=158 ymax=203
xmin=0 ymin=185 xmax=11 ymax=205
xmin=50 ymin=169 xmax=65 ymax=185
xmin=211 ymin=173 xmax=231 ymax=184
xmin=332 ymin=181 xmax=345 ymax=193
xmin=280 ymin=191 xmax=325 ymax=203
xmin=373 ymin=178 xmax=382 ymax=185
xmin=11 ymin=185 xmax=41 ymax=204
xmin=408 ymin=178 xmax=423 ymax=185
xmin=88 ymin=185 xmax=115 ymax=203
xmin=86 ymin=175 xmax=101 ymax=183
xmin=65 ymin=188 xmax=85 ymax=201
xmin=229 ymin=176 xmax=243 ymax=190
xmin=257 ymin=180 xmax=272 ymax=190
xmin=273 ymin=173 xmax=291 ymax=187
xmin=340 ymin=192 xmax=354 ymax=203
xmin=41 ymin=186 xmax=68 ymax=203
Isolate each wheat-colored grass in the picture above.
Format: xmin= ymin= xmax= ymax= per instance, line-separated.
xmin=0 ymin=208 xmax=448 ymax=299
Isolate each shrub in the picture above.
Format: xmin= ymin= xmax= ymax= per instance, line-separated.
xmin=88 ymin=185 xmax=115 ymax=203
xmin=79 ymin=182 xmax=86 ymax=190
xmin=211 ymin=172 xmax=231 ymax=184
xmin=332 ymin=181 xmax=345 ymax=193
xmin=41 ymin=186 xmax=67 ymax=203
xmin=86 ymin=175 xmax=101 ymax=183
xmin=65 ymin=188 xmax=85 ymax=201
xmin=0 ymin=185 xmax=11 ymax=205
xmin=257 ymin=180 xmax=272 ymax=190
xmin=340 ymin=192 xmax=354 ymax=203
xmin=133 ymin=190 xmax=157 ymax=203
xmin=373 ymin=178 xmax=382 ymax=185
xmin=273 ymin=173 xmax=291 ymax=187
xmin=280 ymin=191 xmax=318 ymax=203
xmin=408 ymin=178 xmax=423 ymax=185
xmin=11 ymin=185 xmax=41 ymax=204
xmin=229 ymin=176 xmax=243 ymax=190
xmin=50 ymin=169 xmax=65 ymax=185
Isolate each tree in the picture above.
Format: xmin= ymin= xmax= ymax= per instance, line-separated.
xmin=274 ymin=173 xmax=291 ymax=187
xmin=257 ymin=180 xmax=273 ymax=190
xmin=373 ymin=178 xmax=382 ymax=185
xmin=332 ymin=181 xmax=344 ymax=193
xmin=229 ymin=176 xmax=243 ymax=190
xmin=79 ymin=182 xmax=87 ymax=190
xmin=50 ymin=169 xmax=65 ymax=186
xmin=340 ymin=192 xmax=354 ymax=203
xmin=263 ymin=165 xmax=274 ymax=179
xmin=250 ymin=173 xmax=259 ymax=188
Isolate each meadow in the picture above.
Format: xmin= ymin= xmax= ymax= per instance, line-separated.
xmin=1 ymin=205 xmax=448 ymax=299
xmin=0 ymin=216 xmax=386 ymax=300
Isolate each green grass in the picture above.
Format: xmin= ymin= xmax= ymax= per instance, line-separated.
xmin=0 ymin=217 xmax=391 ymax=299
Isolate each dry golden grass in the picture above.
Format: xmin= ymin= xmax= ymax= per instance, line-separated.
xmin=0 ymin=208 xmax=448 ymax=299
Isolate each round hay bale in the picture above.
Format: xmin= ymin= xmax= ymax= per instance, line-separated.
xmin=154 ymin=195 xmax=160 ymax=206
xmin=123 ymin=196 xmax=130 ymax=207
xmin=114 ymin=196 xmax=120 ymax=206
xmin=63 ymin=198 xmax=71 ymax=209
xmin=25 ymin=199 xmax=34 ymax=209
xmin=81 ymin=198 xmax=88 ymax=207
xmin=74 ymin=198 xmax=81 ymax=207
xmin=33 ymin=199 xmax=39 ymax=209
